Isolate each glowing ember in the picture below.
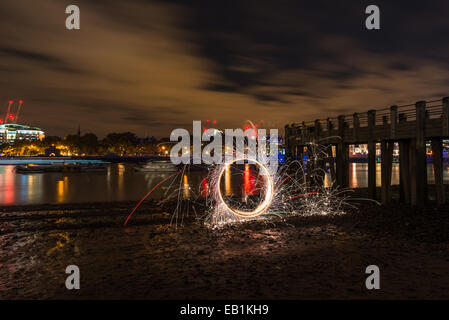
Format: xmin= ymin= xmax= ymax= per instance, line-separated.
xmin=205 ymin=141 xmax=353 ymax=227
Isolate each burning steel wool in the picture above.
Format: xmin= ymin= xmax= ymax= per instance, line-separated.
xmin=205 ymin=156 xmax=275 ymax=226
xmin=123 ymin=114 xmax=358 ymax=230
xmin=203 ymin=143 xmax=352 ymax=228
xmin=123 ymin=140 xmax=353 ymax=228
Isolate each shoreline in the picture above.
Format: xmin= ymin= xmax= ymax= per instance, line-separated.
xmin=2 ymin=184 xmax=449 ymax=211
xmin=1 ymin=200 xmax=448 ymax=299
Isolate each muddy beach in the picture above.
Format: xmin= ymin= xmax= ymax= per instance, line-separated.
xmin=0 ymin=201 xmax=448 ymax=299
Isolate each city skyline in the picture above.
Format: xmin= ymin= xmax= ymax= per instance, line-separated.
xmin=1 ymin=1 xmax=449 ymax=138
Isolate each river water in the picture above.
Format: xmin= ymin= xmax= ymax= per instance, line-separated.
xmin=0 ymin=163 xmax=448 ymax=206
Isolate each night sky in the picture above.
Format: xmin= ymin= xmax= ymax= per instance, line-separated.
xmin=1 ymin=0 xmax=449 ymax=138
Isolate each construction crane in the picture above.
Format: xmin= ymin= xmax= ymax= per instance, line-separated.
xmin=14 ymin=100 xmax=23 ymax=124
xmin=3 ymin=100 xmax=13 ymax=124
xmin=3 ymin=100 xmax=23 ymax=124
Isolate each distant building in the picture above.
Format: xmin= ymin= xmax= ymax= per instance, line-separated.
xmin=0 ymin=123 xmax=45 ymax=144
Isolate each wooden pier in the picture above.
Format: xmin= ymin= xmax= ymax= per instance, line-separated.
xmin=284 ymin=97 xmax=449 ymax=205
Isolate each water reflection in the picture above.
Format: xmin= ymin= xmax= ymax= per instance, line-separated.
xmin=56 ymin=177 xmax=69 ymax=203
xmin=225 ymin=164 xmax=232 ymax=196
xmin=0 ymin=162 xmax=448 ymax=206
xmin=243 ymin=163 xmax=254 ymax=196
xmin=200 ymin=178 xmax=208 ymax=198
xmin=217 ymin=163 xmax=263 ymax=210
xmin=117 ymin=164 xmax=125 ymax=199
xmin=351 ymin=163 xmax=359 ymax=188
xmin=346 ymin=163 xmax=401 ymax=188
xmin=26 ymin=175 xmax=35 ymax=203
xmin=1 ymin=166 xmax=15 ymax=205
xmin=183 ymin=174 xmax=190 ymax=199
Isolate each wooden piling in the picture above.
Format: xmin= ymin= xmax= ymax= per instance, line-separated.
xmin=367 ymin=110 xmax=376 ymax=199
xmin=326 ymin=117 xmax=333 ymax=133
xmin=314 ymin=119 xmax=321 ymax=142
xmin=414 ymin=101 xmax=427 ymax=206
xmin=327 ymin=145 xmax=336 ymax=183
xmin=297 ymin=145 xmax=304 ymax=166
xmin=399 ymin=140 xmax=411 ymax=204
xmin=409 ymin=139 xmax=417 ymax=205
xmin=443 ymin=97 xmax=449 ymax=136
xmin=336 ymin=115 xmax=349 ymax=188
xmin=286 ymin=124 xmax=296 ymax=159
xmin=306 ymin=145 xmax=313 ymax=185
xmin=390 ymin=105 xmax=398 ymax=139
xmin=326 ymin=118 xmax=336 ymax=183
xmin=431 ymin=138 xmax=445 ymax=205
xmin=381 ymin=141 xmax=394 ymax=204
xmin=353 ymin=113 xmax=360 ymax=141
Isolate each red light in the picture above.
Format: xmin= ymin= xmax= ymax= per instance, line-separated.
xmin=8 ymin=100 xmax=13 ymax=104
xmin=19 ymin=100 xmax=23 ymax=104
xmin=0 ymin=119 xmax=3 ymax=123
xmin=213 ymin=120 xmax=217 ymax=124
xmin=260 ymin=120 xmax=263 ymax=123
xmin=203 ymin=128 xmax=207 ymax=132
xmin=201 ymin=178 xmax=208 ymax=197
xmin=123 ymin=171 xmax=181 ymax=227
xmin=8 ymin=113 xmax=14 ymax=119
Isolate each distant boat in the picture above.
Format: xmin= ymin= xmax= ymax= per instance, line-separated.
xmin=15 ymin=162 xmax=108 ymax=174
xmin=15 ymin=163 xmax=64 ymax=173
xmin=134 ymin=160 xmax=178 ymax=172
xmin=78 ymin=164 xmax=108 ymax=172
xmin=62 ymin=163 xmax=108 ymax=173
xmin=0 ymin=157 xmax=108 ymax=165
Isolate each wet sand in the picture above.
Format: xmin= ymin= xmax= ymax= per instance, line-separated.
xmin=0 ymin=201 xmax=448 ymax=299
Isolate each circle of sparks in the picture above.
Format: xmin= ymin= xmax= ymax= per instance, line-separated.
xmin=216 ymin=158 xmax=274 ymax=218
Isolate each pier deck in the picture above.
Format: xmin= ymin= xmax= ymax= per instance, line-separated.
xmin=285 ymin=97 xmax=449 ymax=205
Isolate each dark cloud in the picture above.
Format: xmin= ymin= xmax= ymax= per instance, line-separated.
xmin=0 ymin=0 xmax=448 ymax=137
xmin=0 ymin=47 xmax=60 ymax=63
xmin=0 ymin=46 xmax=86 ymax=75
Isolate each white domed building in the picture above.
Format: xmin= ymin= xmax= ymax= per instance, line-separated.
xmin=0 ymin=123 xmax=45 ymax=144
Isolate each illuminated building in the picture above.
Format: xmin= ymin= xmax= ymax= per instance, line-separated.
xmin=0 ymin=123 xmax=45 ymax=144
xmin=0 ymin=100 xmax=45 ymax=144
